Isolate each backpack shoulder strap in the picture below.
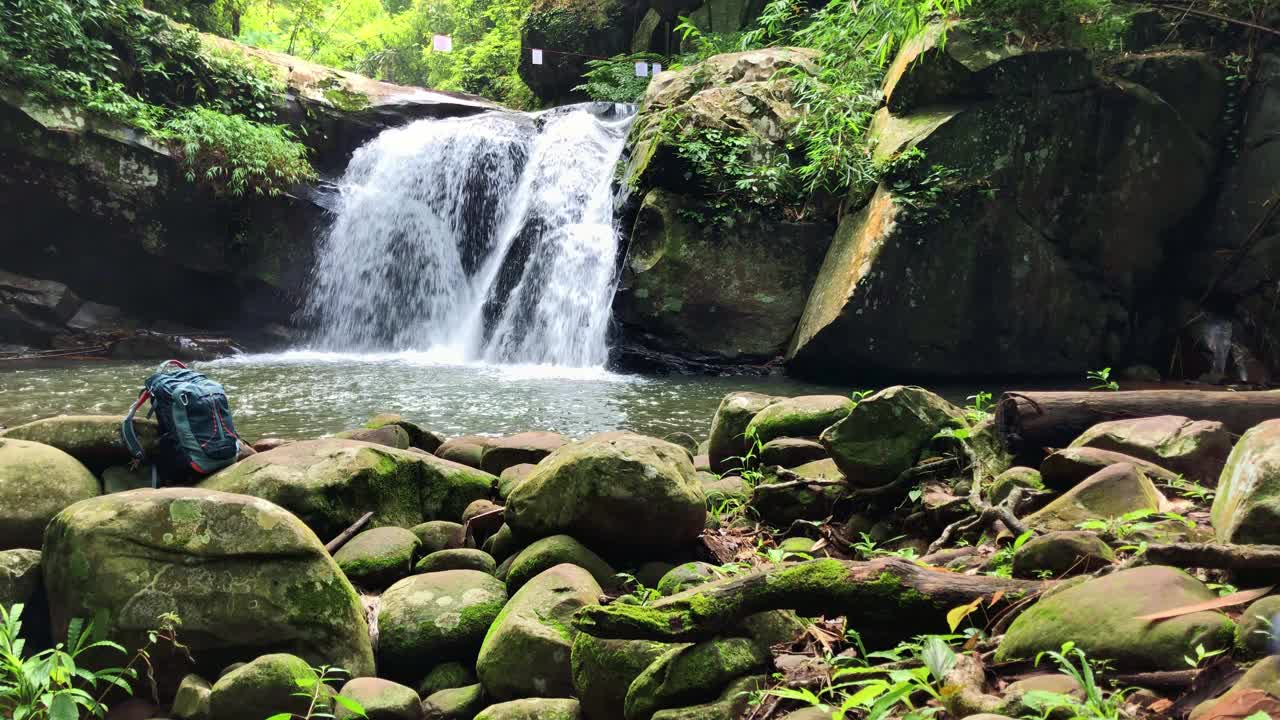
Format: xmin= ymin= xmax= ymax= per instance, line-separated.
xmin=121 ymin=388 xmax=152 ymax=461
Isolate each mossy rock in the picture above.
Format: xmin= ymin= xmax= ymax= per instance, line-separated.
xmin=1011 ymin=531 xmax=1114 ymax=578
xmin=499 ymin=464 xmax=537 ymax=501
xmin=172 ymin=673 xmax=212 ymax=720
xmin=1213 ymin=419 xmax=1280 ymax=544
xmin=0 ymin=415 xmax=159 ymax=472
xmin=505 ymin=433 xmax=705 ymax=553
xmin=475 ymin=698 xmax=582 ymax=720
xmin=1235 ymin=595 xmax=1280 ymax=659
xmin=624 ymin=637 xmax=767 ymax=720
xmin=365 ymin=413 xmax=444 ymax=453
xmin=571 ymin=633 xmax=669 ymax=720
xmin=208 ymin=653 xmax=327 ymax=720
xmin=505 ymin=535 xmax=617 ymax=594
xmin=0 ymin=438 xmax=99 ymax=550
xmin=335 ymin=425 xmax=412 ymax=450
xmin=1190 ymin=655 xmax=1280 ymax=720
xmin=413 ymin=520 xmax=467 ymax=553
xmin=423 ymin=683 xmax=485 ymax=720
xmin=416 ymin=548 xmax=497 ymax=575
xmin=737 ymin=610 xmax=807 ymax=652
xmin=820 ymin=386 xmax=963 ymax=488
xmin=989 ymin=466 xmax=1045 ymax=504
xmin=378 ymin=570 xmax=508 ymax=680
xmin=1039 ymin=446 xmax=1181 ymax=492
xmin=201 ymin=439 xmax=493 ymax=538
xmin=758 ymin=438 xmax=828 ymax=468
xmin=657 ymin=562 xmax=718 ymax=596
xmin=437 ymin=436 xmax=495 ymax=469
xmin=337 ymin=677 xmax=421 ymax=720
xmin=43 ymin=489 xmax=373 ymax=686
xmin=1024 ymin=463 xmax=1162 ymax=531
xmin=476 ymin=563 xmax=603 ymax=701
xmin=745 ymin=395 xmax=854 ymax=445
xmin=0 ymin=548 xmax=42 ymax=607
xmin=102 ymin=464 xmax=153 ymax=494
xmin=481 ymin=432 xmax=567 ymax=476
xmin=648 ymin=674 xmax=767 ymax=720
xmin=995 ymin=565 xmax=1235 ymax=671
xmin=1070 ymin=415 xmax=1230 ymax=485
xmin=418 ymin=661 xmax=478 ymax=698
xmin=486 ymin=524 xmax=523 ymax=563
xmin=707 ymin=392 xmax=779 ymax=473
xmin=750 ymin=473 xmax=845 ymax=526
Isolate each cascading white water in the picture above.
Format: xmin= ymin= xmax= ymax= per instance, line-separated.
xmin=303 ymin=103 xmax=635 ymax=367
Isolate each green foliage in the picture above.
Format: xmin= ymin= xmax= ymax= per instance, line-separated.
xmin=1088 ymin=367 xmax=1120 ymax=391
xmin=164 ymin=106 xmax=317 ymax=196
xmin=1074 ymin=508 xmax=1193 ymax=540
xmin=1164 ymin=475 xmax=1215 ymax=503
xmin=985 ymin=529 xmax=1034 ymax=578
xmin=965 ymin=0 xmax=1130 ymax=50
xmin=575 ymin=53 xmax=662 ymax=103
xmin=263 ymin=665 xmax=367 ymax=720
xmin=1025 ymin=641 xmax=1132 ymax=720
xmin=613 ymin=573 xmax=663 ymax=606
xmin=0 ymin=604 xmax=136 ymax=720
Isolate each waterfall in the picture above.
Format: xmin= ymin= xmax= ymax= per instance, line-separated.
xmin=303 ymin=102 xmax=635 ymax=367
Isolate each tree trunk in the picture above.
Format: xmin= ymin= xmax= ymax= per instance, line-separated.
xmin=1143 ymin=542 xmax=1280 ymax=570
xmin=996 ymin=390 xmax=1280 ymax=458
xmin=573 ymin=557 xmax=1046 ymax=643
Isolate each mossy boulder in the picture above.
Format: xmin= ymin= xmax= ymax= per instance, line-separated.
xmin=1040 ymin=446 xmax=1181 ymax=491
xmin=624 ymin=637 xmax=767 ymax=720
xmin=499 ymin=464 xmax=537 ymax=501
xmin=365 ymin=413 xmax=444 ymax=453
xmin=0 ymin=415 xmax=159 ymax=472
xmin=436 ymin=436 xmax=494 ymax=469
xmin=1190 ymin=655 xmax=1280 ymax=720
xmin=475 ymin=698 xmax=582 ymax=720
xmin=0 ymin=438 xmax=99 ymax=549
xmin=422 ymin=684 xmax=485 ymax=720
xmin=571 ymin=633 xmax=669 ymax=720
xmin=486 ymin=524 xmax=522 ymax=563
xmin=821 ymin=386 xmax=963 ymax=488
xmin=707 ymin=392 xmax=779 ymax=473
xmin=1024 ymin=463 xmax=1162 ymax=531
xmin=172 ymin=673 xmax=212 ymax=720
xmin=505 ymin=433 xmax=705 ymax=553
xmin=201 ymin=439 xmax=493 ymax=538
xmin=378 ymin=570 xmax=508 ymax=679
xmin=412 ymin=521 xmax=467 ymax=553
xmin=334 ymin=526 xmax=421 ymax=589
xmin=102 ymin=464 xmax=153 ymax=494
xmin=1012 ymin=531 xmax=1114 ymax=578
xmin=416 ymin=548 xmax=497 ymax=575
xmin=42 ymin=488 xmax=373 ymax=681
xmin=476 ymin=563 xmax=603 ymax=701
xmin=745 ymin=396 xmax=854 ymax=445
xmin=996 ymin=565 xmax=1235 ymax=670
xmin=0 ymin=549 xmax=42 ymax=607
xmin=750 ymin=474 xmax=845 ymax=526
xmin=1236 ymin=595 xmax=1280 ymax=658
xmin=1070 ymin=415 xmax=1231 ymax=485
xmin=648 ymin=674 xmax=766 ymax=720
xmin=418 ymin=661 xmax=478 ymax=698
xmin=1212 ymin=420 xmax=1280 ymax=544
xmin=505 ymin=535 xmax=616 ymax=594
xmin=989 ymin=466 xmax=1045 ymax=504
xmin=335 ymin=425 xmax=412 ymax=450
xmin=208 ymin=653 xmax=327 ymax=720
xmin=758 ymin=438 xmax=828 ymax=468
xmin=337 ymin=678 xmax=422 ymax=720
xmin=657 ymin=562 xmax=719 ymax=596
xmin=481 ymin=432 xmax=567 ymax=475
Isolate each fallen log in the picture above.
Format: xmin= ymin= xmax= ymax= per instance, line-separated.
xmin=1143 ymin=543 xmax=1280 ymax=570
xmin=995 ymin=390 xmax=1280 ymax=458
xmin=573 ymin=557 xmax=1046 ymax=643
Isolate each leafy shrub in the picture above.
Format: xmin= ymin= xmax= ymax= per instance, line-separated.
xmin=164 ymin=107 xmax=316 ymax=196
xmin=574 ymin=54 xmax=663 ymax=103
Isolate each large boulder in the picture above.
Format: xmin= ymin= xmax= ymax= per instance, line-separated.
xmin=624 ymin=637 xmax=767 ymax=720
xmin=504 ymin=535 xmax=617 ymax=593
xmin=208 ymin=653 xmax=325 ymax=720
xmin=786 ymin=28 xmax=1224 ymax=380
xmin=422 ymin=684 xmax=485 ymax=720
xmin=1039 ymin=446 xmax=1180 ymax=491
xmin=333 ymin=526 xmax=421 ymax=590
xmin=1213 ymin=419 xmax=1280 ymax=543
xmin=42 ymin=488 xmax=374 ymax=681
xmin=0 ymin=415 xmax=158 ymax=473
xmin=1024 ymin=463 xmax=1162 ymax=531
xmin=364 ymin=413 xmax=444 ymax=453
xmin=201 ymin=439 xmax=493 ymax=538
xmin=820 ymin=386 xmax=963 ymax=488
xmin=0 ymin=548 xmax=42 ymax=606
xmin=707 ymin=392 xmax=779 ymax=472
xmin=335 ymin=425 xmax=412 ymax=450
xmin=1011 ymin=530 xmax=1114 ymax=578
xmin=475 ymin=698 xmax=582 ymax=720
xmin=0 ymin=438 xmax=100 ymax=549
xmin=1069 ymin=415 xmax=1231 ymax=485
xmin=505 ymin=433 xmax=705 ymax=553
xmin=481 ymin=432 xmax=567 ymax=476
xmin=996 ymin=565 xmax=1234 ymax=670
xmin=758 ymin=438 xmax=828 ymax=468
xmin=337 ymin=678 xmax=423 ymax=720
xmin=571 ymin=633 xmax=669 ymax=720
xmin=745 ymin=395 xmax=854 ymax=445
xmin=378 ymin=570 xmax=509 ymax=680
xmin=476 ymin=564 xmax=602 ymax=701
xmin=436 ymin=436 xmax=494 ymax=470
xmin=0 ymin=269 xmax=81 ymax=344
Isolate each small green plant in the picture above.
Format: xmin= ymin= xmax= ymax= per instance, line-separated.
xmin=850 ymin=389 xmax=875 ymax=404
xmin=985 ymin=530 xmax=1035 ymax=578
xmin=1075 ymin=509 xmax=1193 ymax=540
xmin=613 ymin=573 xmax=663 ymax=606
xmin=1023 ymin=642 xmax=1131 ymax=720
xmin=964 ymin=391 xmax=993 ymax=424
xmin=1166 ymin=475 xmax=1215 ymax=503
xmin=0 ymin=603 xmax=140 ymax=719
xmin=1184 ymin=643 xmax=1226 ymax=668
xmin=1087 ymin=367 xmax=1119 ymax=391
xmin=574 ymin=53 xmax=662 ymax=103
xmin=726 ymin=430 xmax=769 ymax=487
xmin=264 ymin=665 xmax=366 ymax=720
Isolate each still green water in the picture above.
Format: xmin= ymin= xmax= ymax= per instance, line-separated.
xmin=0 ymin=351 xmax=863 ymax=441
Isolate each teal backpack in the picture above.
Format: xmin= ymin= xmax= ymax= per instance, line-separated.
xmin=122 ymin=360 xmax=242 ymax=484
